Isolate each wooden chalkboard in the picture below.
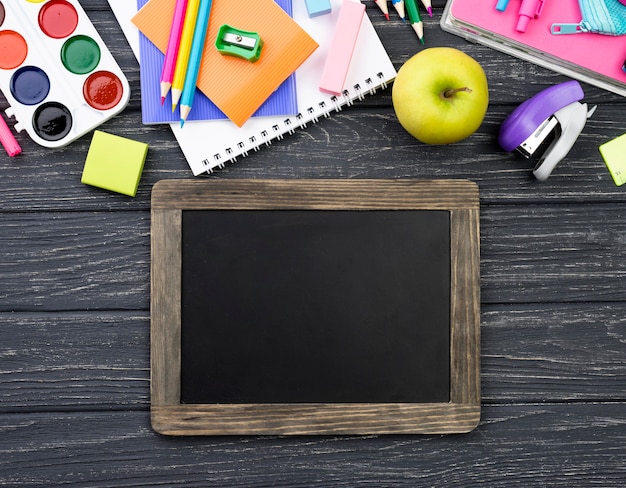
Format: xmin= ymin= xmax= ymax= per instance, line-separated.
xmin=150 ymin=179 xmax=481 ymax=435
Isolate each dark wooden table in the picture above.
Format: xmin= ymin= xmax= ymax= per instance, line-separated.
xmin=1 ymin=1 xmax=625 ymax=485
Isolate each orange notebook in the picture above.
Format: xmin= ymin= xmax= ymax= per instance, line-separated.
xmin=132 ymin=0 xmax=319 ymax=127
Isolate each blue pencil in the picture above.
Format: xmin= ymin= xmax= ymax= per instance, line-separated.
xmin=179 ymin=0 xmax=213 ymax=126
xmin=392 ymin=0 xmax=406 ymax=21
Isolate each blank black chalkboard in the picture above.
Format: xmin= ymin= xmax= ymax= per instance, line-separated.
xmin=181 ymin=209 xmax=450 ymax=404
xmin=151 ymin=179 xmax=481 ymax=435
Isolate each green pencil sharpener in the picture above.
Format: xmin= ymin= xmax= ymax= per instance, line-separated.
xmin=215 ymin=24 xmax=263 ymax=62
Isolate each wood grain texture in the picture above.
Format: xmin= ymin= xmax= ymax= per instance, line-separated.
xmin=0 ymin=0 xmax=624 ymax=483
xmin=1 ymin=206 xmax=624 ymax=311
xmin=151 ymin=178 xmax=480 ymax=209
xmin=1 ymin=304 xmax=623 ymax=410
xmin=152 ymin=403 xmax=480 ymax=436
xmin=450 ymin=207 xmax=481 ymax=405
xmin=150 ymin=208 xmax=181 ymax=407
xmin=1 ymin=404 xmax=624 ymax=486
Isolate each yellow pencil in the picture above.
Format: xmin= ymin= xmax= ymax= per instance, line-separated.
xmin=170 ymin=0 xmax=201 ymax=111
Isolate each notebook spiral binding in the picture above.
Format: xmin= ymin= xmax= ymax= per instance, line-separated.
xmin=203 ymin=72 xmax=388 ymax=172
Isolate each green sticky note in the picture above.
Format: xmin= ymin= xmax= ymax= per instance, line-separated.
xmin=599 ymin=132 xmax=626 ymax=187
xmin=81 ymin=131 xmax=148 ymax=197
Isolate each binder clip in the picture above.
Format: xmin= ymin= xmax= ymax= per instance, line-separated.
xmin=498 ymin=80 xmax=597 ymax=181
xmin=215 ymin=25 xmax=263 ymax=62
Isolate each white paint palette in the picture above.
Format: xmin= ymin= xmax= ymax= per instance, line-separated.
xmin=0 ymin=0 xmax=130 ymax=148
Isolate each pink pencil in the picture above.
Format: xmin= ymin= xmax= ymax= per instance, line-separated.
xmin=160 ymin=0 xmax=189 ymax=104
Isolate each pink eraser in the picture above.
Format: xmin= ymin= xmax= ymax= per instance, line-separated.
xmin=319 ymin=0 xmax=365 ymax=95
xmin=0 ymin=116 xmax=21 ymax=157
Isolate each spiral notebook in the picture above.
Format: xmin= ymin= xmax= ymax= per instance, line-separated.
xmin=107 ymin=0 xmax=397 ymax=176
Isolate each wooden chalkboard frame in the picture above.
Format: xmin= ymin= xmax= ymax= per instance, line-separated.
xmin=150 ymin=179 xmax=481 ymax=435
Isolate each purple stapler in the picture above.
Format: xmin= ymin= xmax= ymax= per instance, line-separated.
xmin=498 ymin=80 xmax=597 ymax=181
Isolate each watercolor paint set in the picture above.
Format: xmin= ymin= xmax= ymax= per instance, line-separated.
xmin=0 ymin=0 xmax=130 ymax=148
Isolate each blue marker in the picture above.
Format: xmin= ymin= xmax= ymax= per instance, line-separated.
xmin=496 ymin=0 xmax=510 ymax=11
xmin=179 ymin=0 xmax=213 ymax=127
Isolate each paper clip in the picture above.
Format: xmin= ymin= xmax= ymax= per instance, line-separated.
xmin=215 ymin=25 xmax=263 ymax=62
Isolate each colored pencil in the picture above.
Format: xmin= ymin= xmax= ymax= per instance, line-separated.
xmin=405 ymin=0 xmax=424 ymax=44
xmin=159 ymin=0 xmax=188 ymax=104
xmin=392 ymin=0 xmax=406 ymax=21
xmin=170 ymin=0 xmax=201 ymax=111
xmin=179 ymin=0 xmax=213 ymax=126
xmin=373 ymin=0 xmax=390 ymax=20
xmin=420 ymin=0 xmax=432 ymax=17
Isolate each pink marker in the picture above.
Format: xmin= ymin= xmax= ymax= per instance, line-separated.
xmin=516 ymin=0 xmax=545 ymax=33
xmin=0 ymin=115 xmax=21 ymax=157
xmin=319 ymin=0 xmax=365 ymax=95
xmin=160 ymin=0 xmax=189 ymax=104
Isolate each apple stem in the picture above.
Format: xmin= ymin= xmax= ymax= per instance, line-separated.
xmin=442 ymin=87 xmax=472 ymax=98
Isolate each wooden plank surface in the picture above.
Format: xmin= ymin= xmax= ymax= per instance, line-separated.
xmin=0 ymin=0 xmax=624 ymax=485
xmin=2 ymin=206 xmax=624 ymax=310
xmin=1 ymin=405 xmax=625 ymax=486
xmin=1 ymin=304 xmax=624 ymax=409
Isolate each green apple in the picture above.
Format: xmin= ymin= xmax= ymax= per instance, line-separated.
xmin=392 ymin=47 xmax=489 ymax=145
